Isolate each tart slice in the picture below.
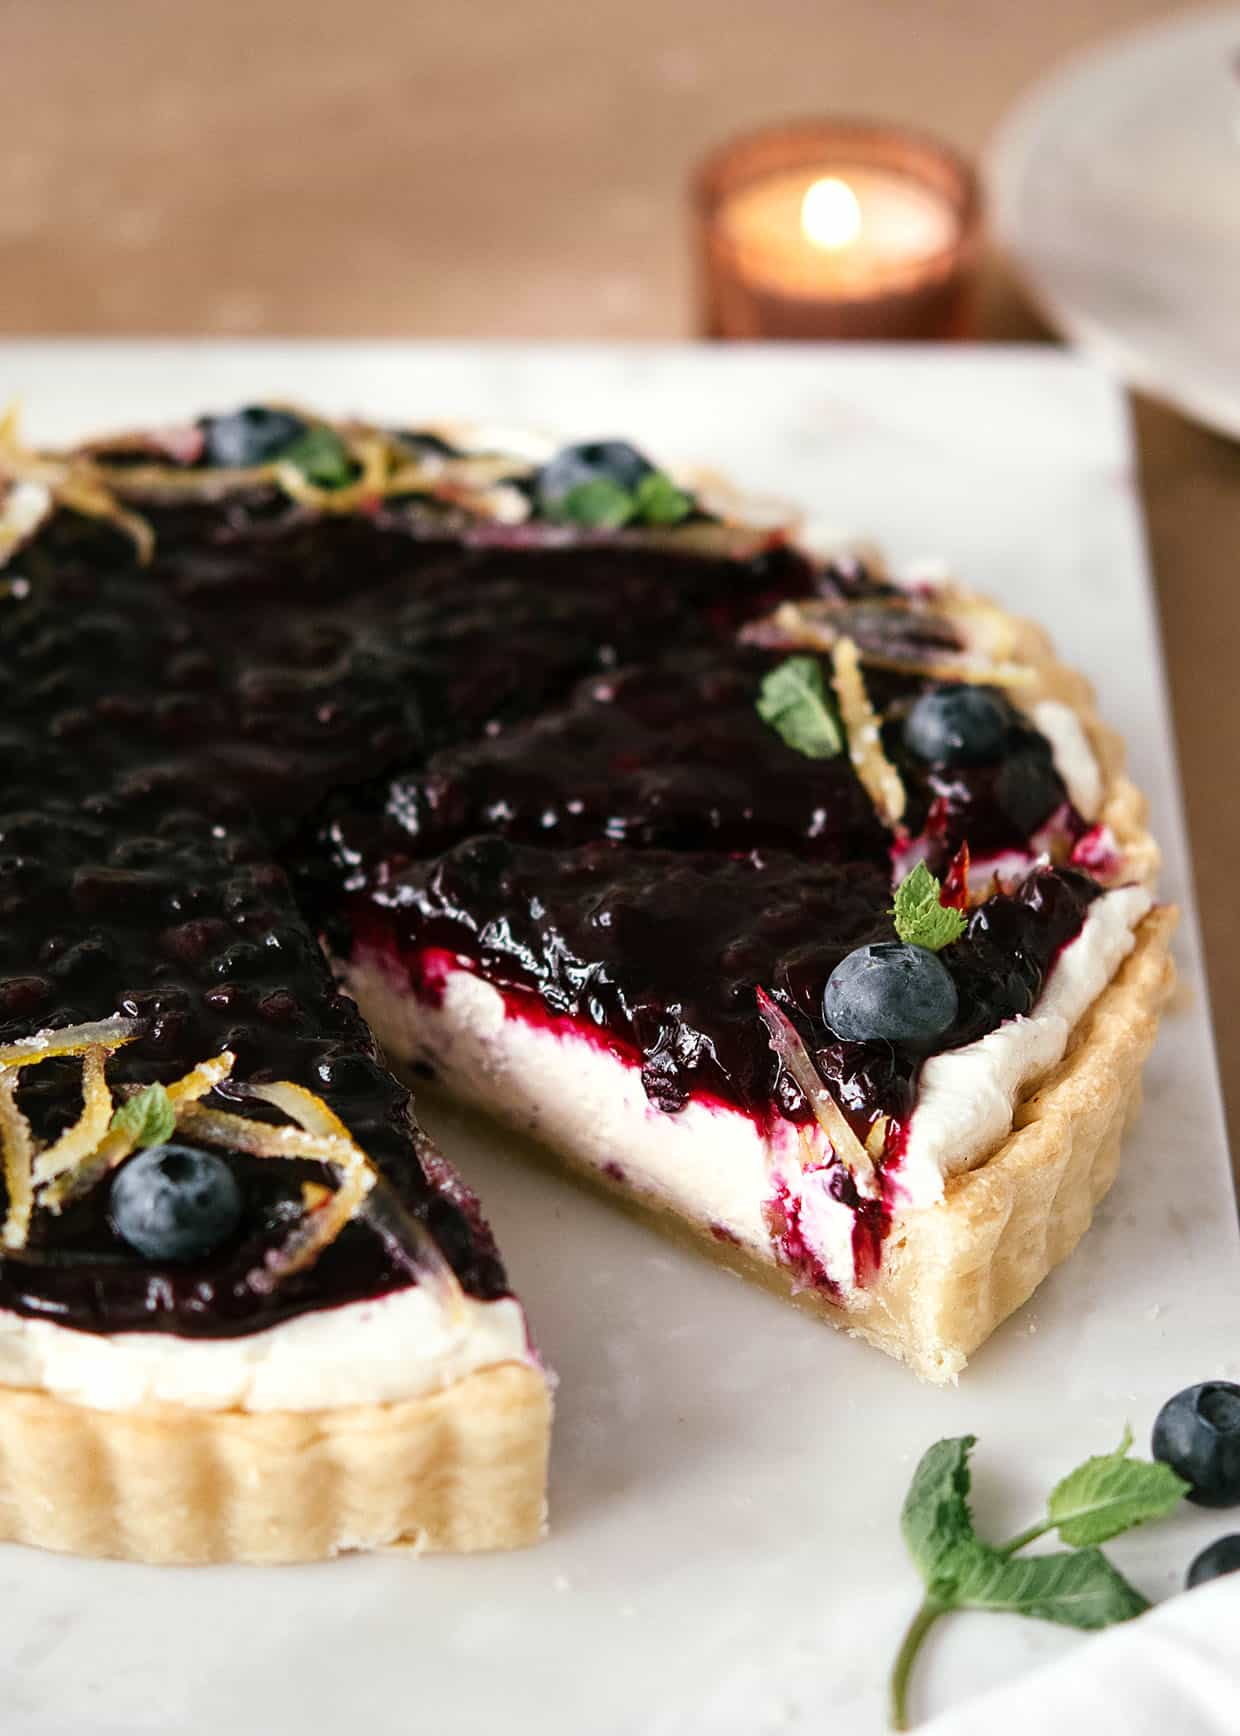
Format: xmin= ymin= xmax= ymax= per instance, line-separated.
xmin=317 ymin=587 xmax=1173 ymax=1382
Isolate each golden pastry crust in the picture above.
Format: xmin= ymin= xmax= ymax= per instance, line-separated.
xmin=0 ymin=1359 xmax=551 ymax=1564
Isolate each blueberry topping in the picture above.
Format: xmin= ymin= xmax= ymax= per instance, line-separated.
xmin=822 ymin=941 xmax=958 ymax=1045
xmin=1152 ymin=1382 xmax=1240 ymax=1507
xmin=199 ymin=407 xmax=307 ymax=470
xmin=1187 ymin=1534 xmax=1240 ymax=1589
xmin=996 ymin=746 xmax=1064 ymax=835
xmin=110 ymin=1143 xmax=244 ymax=1263
xmin=535 ymin=440 xmax=655 ymax=516
xmin=903 ymin=684 xmax=1010 ymax=766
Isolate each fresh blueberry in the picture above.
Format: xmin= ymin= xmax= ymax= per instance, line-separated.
xmin=996 ymin=747 xmax=1064 ymax=835
xmin=110 ymin=1142 xmax=244 ymax=1262
xmin=1186 ymin=1535 xmax=1240 ymax=1589
xmin=903 ymin=684 xmax=1010 ymax=766
xmin=199 ymin=407 xmax=307 ymax=470
xmin=822 ymin=941 xmax=958 ymax=1045
xmin=1152 ymin=1382 xmax=1240 ymax=1506
xmin=535 ymin=440 xmax=655 ymax=514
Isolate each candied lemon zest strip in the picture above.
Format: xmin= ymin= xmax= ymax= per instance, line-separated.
xmin=178 ymin=1099 xmax=377 ymax=1290
xmin=745 ymin=599 xmax=1037 ymax=688
xmin=0 ymin=1014 xmax=141 ymax=1069
xmin=0 ymin=1019 xmax=141 ymax=1240
xmin=247 ymin=1084 xmax=467 ymax=1316
xmin=40 ymin=1125 xmax=139 ymax=1214
xmin=39 ymin=1050 xmax=236 ymax=1212
xmin=165 ymin=1050 xmax=235 ymax=1106
xmin=0 ymin=1073 xmax=35 ymax=1250
xmin=246 ymin=1082 xmax=464 ymax=1312
xmin=0 ymin=404 xmax=154 ymax=564
xmin=31 ymin=1046 xmax=113 ymax=1186
xmin=755 ymin=988 xmax=878 ymax=1198
xmin=864 ymin=1115 xmax=890 ymax=1163
xmin=831 ymin=635 xmax=907 ymax=831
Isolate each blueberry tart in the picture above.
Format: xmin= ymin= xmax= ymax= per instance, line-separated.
xmin=0 ymin=406 xmax=1171 ymax=1564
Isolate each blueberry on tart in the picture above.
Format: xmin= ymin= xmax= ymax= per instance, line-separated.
xmin=0 ymin=408 xmax=1172 ymax=1567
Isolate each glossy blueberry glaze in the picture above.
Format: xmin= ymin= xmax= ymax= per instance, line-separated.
xmin=0 ymin=494 xmax=817 ymax=1333
xmin=353 ymin=840 xmax=1099 ymax=1135
xmin=0 ymin=464 xmax=1100 ymax=1335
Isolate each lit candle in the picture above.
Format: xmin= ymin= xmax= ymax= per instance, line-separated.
xmin=694 ymin=122 xmax=981 ymax=340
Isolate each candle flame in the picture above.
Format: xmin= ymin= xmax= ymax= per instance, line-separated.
xmin=801 ymin=176 xmax=862 ymax=251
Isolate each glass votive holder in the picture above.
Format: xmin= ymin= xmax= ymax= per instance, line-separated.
xmin=693 ymin=118 xmax=982 ymax=340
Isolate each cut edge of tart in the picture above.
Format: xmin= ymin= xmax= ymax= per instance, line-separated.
xmin=335 ymin=589 xmax=1174 ymax=1385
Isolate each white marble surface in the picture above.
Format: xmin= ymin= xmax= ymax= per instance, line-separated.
xmin=0 ymin=341 xmax=1236 ymax=1736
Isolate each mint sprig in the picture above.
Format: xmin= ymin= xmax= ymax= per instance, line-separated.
xmin=631 ymin=471 xmax=693 ymax=525
xmin=108 ymin=1082 xmax=177 ymax=1150
xmin=890 ymin=1432 xmax=1187 ymax=1729
xmin=890 ymin=862 xmax=967 ymax=952
xmin=755 ymin=656 xmax=842 ymax=759
xmin=555 ymin=477 xmax=636 ymax=529
xmin=1044 ymin=1425 xmax=1188 ymax=1547
xmin=279 ymin=426 xmax=358 ymax=489
xmin=548 ymin=470 xmax=694 ymax=530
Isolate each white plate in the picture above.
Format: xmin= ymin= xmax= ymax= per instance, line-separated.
xmin=991 ymin=6 xmax=1240 ymax=438
xmin=0 ymin=342 xmax=1236 ymax=1736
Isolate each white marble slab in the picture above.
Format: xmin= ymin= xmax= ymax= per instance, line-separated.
xmin=0 ymin=341 xmax=1235 ymax=1736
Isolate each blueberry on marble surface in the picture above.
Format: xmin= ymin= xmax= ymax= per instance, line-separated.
xmin=1186 ymin=1534 xmax=1240 ymax=1589
xmin=1153 ymin=1382 xmax=1240 ymax=1507
xmin=199 ymin=406 xmax=307 ymax=470
xmin=904 ymin=684 xmax=1010 ymax=766
xmin=822 ymin=940 xmax=958 ymax=1045
xmin=110 ymin=1143 xmax=244 ymax=1263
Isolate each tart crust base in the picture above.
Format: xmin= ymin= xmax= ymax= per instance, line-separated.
xmin=0 ymin=1359 xmax=550 ymax=1564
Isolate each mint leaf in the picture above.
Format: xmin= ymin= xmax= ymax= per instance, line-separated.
xmin=109 ymin=1082 xmax=176 ymax=1150
xmin=1046 ymin=1427 xmax=1188 ymax=1547
xmin=891 ymin=862 xmax=967 ymax=951
xmin=952 ymin=1540 xmax=1148 ymax=1629
xmin=900 ymin=1435 xmax=979 ymax=1587
xmin=280 ymin=426 xmax=357 ymax=489
xmin=550 ymin=477 xmax=636 ymax=529
xmin=755 ymin=656 xmax=843 ymax=759
xmin=632 ymin=471 xmax=693 ymax=526
xmin=891 ymin=1432 xmax=1161 ymax=1729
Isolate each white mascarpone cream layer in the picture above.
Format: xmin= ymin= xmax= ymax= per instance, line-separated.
xmin=0 ymin=1285 xmax=532 ymax=1414
xmin=351 ymin=882 xmax=1152 ymax=1301
xmin=1030 ymin=700 xmax=1104 ymax=821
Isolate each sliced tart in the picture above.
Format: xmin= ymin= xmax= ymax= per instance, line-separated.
xmin=0 ymin=402 xmax=1173 ymax=1586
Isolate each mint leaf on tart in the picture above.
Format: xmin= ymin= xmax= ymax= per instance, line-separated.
xmin=552 ymin=477 xmax=637 ymax=529
xmin=280 ymin=426 xmax=357 ymax=489
xmin=889 ymin=1429 xmax=1181 ymax=1729
xmin=755 ymin=656 xmax=843 ymax=759
xmin=108 ymin=1082 xmax=177 ymax=1150
xmin=890 ymin=862 xmax=967 ymax=952
xmin=632 ymin=471 xmax=693 ymax=526
xmin=548 ymin=470 xmax=694 ymax=529
xmin=1044 ymin=1426 xmax=1189 ymax=1548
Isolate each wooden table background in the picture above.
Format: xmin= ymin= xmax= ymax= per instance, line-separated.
xmin=4 ymin=0 xmax=1238 ymax=1140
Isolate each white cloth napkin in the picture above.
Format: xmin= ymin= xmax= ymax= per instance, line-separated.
xmin=924 ymin=1577 xmax=1240 ymax=1736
